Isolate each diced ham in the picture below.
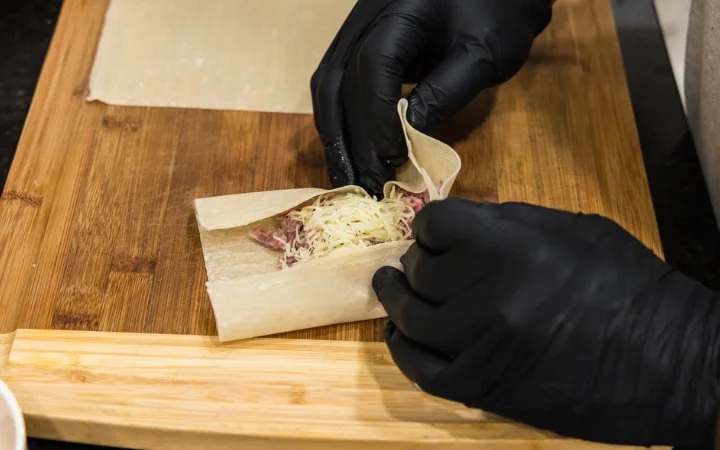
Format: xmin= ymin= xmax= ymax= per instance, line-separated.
xmin=249 ymin=218 xmax=307 ymax=267
xmin=394 ymin=184 xmax=439 ymax=213
xmin=248 ymin=228 xmax=286 ymax=250
xmin=249 ymin=184 xmax=442 ymax=268
xmin=394 ymin=187 xmax=432 ymax=218
xmin=403 ymin=193 xmax=426 ymax=213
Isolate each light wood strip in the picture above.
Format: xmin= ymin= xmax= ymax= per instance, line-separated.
xmin=1 ymin=329 xmax=667 ymax=450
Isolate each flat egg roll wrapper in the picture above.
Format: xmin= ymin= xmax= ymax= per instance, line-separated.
xmin=194 ymin=100 xmax=461 ymax=342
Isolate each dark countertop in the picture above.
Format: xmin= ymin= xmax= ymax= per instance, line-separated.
xmin=0 ymin=0 xmax=61 ymax=184
xmin=613 ymin=0 xmax=720 ymax=288
xmin=2 ymin=0 xmax=719 ymax=449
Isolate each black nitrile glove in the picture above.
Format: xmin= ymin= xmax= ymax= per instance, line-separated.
xmin=311 ymin=0 xmax=552 ymax=197
xmin=372 ymin=199 xmax=720 ymax=449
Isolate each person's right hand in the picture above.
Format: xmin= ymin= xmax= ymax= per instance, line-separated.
xmin=373 ymin=199 xmax=720 ymax=448
xmin=311 ymin=0 xmax=553 ymax=197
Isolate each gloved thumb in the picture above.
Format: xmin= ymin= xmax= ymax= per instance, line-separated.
xmin=406 ymin=44 xmax=499 ymax=132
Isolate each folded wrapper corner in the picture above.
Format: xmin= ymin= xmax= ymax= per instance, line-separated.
xmin=194 ymin=99 xmax=461 ymax=342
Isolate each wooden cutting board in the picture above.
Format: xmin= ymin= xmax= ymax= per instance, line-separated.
xmin=0 ymin=0 xmax=661 ymax=343
xmin=0 ymin=1 xmax=667 ymax=448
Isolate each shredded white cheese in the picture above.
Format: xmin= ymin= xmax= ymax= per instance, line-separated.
xmin=280 ymin=187 xmax=416 ymax=268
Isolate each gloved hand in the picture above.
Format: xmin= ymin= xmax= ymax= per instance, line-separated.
xmin=311 ymin=0 xmax=553 ymax=197
xmin=372 ymin=199 xmax=720 ymax=448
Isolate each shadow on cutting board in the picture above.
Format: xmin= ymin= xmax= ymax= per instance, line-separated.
xmin=356 ymin=341 xmax=548 ymax=441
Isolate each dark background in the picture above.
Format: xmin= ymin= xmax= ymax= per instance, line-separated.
xmin=1 ymin=0 xmax=718 ymax=449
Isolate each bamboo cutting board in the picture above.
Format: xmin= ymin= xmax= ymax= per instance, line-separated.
xmin=0 ymin=0 xmax=661 ymax=343
xmin=0 ymin=1 xmax=665 ymax=448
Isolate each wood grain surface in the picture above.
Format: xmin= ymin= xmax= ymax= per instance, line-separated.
xmin=2 ymin=329 xmax=668 ymax=450
xmin=0 ymin=0 xmax=661 ymax=343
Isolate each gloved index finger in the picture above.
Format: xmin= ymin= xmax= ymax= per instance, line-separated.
xmin=406 ymin=44 xmax=499 ymax=132
xmin=412 ymin=200 xmax=592 ymax=253
xmin=491 ymin=202 xmax=582 ymax=233
xmin=341 ymin=6 xmax=433 ymax=195
xmin=311 ymin=1 xmax=393 ymax=188
xmin=373 ymin=266 xmax=448 ymax=345
xmin=384 ymin=321 xmax=453 ymax=395
xmin=412 ymin=198 xmax=497 ymax=253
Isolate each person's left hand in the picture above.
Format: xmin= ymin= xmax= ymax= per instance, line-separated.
xmin=311 ymin=0 xmax=552 ymax=197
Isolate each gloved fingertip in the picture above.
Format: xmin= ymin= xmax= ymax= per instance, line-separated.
xmin=375 ymin=132 xmax=410 ymax=168
xmin=324 ymin=137 xmax=357 ymax=187
xmin=372 ymin=266 xmax=396 ymax=294
xmin=412 ymin=198 xmax=493 ymax=252
xmin=399 ymin=246 xmax=422 ymax=272
xmin=406 ymin=89 xmax=430 ymax=131
xmin=383 ymin=320 xmax=397 ymax=342
xmin=384 ymin=136 xmax=409 ymax=168
xmin=358 ymin=167 xmax=394 ymax=199
xmin=384 ymin=324 xmax=452 ymax=391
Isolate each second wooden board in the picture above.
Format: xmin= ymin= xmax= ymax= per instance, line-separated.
xmin=3 ymin=329 xmax=669 ymax=450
